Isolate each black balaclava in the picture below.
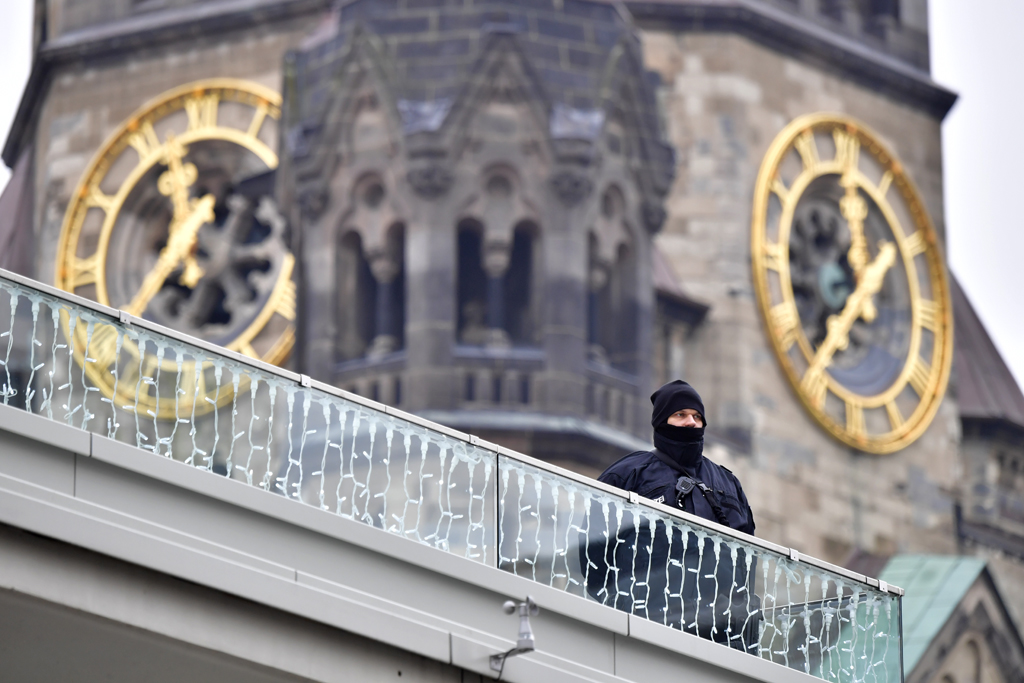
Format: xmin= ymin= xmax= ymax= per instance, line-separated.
xmin=650 ymin=380 xmax=706 ymax=472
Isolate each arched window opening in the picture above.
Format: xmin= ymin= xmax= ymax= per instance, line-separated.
xmin=336 ymin=224 xmax=406 ymax=362
xmin=589 ymin=186 xmax=637 ymax=371
xmin=457 ymin=219 xmax=538 ymax=348
xmin=366 ymin=223 xmax=406 ymax=357
xmin=608 ymin=241 xmax=639 ymax=374
xmin=588 ymin=232 xmax=638 ymax=374
xmin=457 ymin=221 xmax=488 ymax=345
xmin=504 ymin=223 xmax=537 ymax=346
xmin=587 ymin=233 xmax=610 ymax=364
xmin=336 ymin=231 xmax=376 ymax=361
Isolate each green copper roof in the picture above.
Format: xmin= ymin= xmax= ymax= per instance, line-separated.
xmin=880 ymin=555 xmax=987 ymax=675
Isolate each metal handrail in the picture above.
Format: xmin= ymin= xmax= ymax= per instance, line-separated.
xmin=0 ymin=266 xmax=903 ymax=593
xmin=0 ymin=267 xmax=904 ymax=682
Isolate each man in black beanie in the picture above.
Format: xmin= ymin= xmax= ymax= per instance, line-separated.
xmin=597 ymin=379 xmax=754 ymax=534
xmin=581 ymin=380 xmax=758 ymax=650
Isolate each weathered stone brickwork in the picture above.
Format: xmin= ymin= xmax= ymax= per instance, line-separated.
xmin=639 ymin=30 xmax=959 ymax=563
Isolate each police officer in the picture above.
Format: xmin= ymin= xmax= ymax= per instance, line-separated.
xmin=598 ymin=379 xmax=754 ymax=534
xmin=582 ymin=380 xmax=758 ymax=650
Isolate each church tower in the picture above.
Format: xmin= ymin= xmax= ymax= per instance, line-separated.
xmin=5 ymin=4 xmax=1024 ymax=678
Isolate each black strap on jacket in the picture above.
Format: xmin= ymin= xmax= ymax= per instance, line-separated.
xmin=650 ymin=449 xmax=730 ymax=527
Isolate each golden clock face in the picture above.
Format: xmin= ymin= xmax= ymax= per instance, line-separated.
xmin=752 ymin=113 xmax=952 ymax=454
xmin=55 ymin=79 xmax=296 ymax=419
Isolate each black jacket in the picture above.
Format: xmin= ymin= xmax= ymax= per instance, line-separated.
xmin=580 ymin=450 xmax=759 ymax=649
xmin=598 ymin=450 xmax=755 ymax=535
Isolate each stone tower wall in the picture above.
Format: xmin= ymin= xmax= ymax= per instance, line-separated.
xmin=642 ymin=30 xmax=959 ymax=562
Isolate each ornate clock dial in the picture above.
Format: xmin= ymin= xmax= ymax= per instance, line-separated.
xmin=752 ymin=113 xmax=952 ymax=454
xmin=55 ymin=79 xmax=296 ymax=419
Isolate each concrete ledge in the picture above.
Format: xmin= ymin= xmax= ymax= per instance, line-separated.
xmin=0 ymin=401 xmax=814 ymax=682
xmin=628 ymin=614 xmax=811 ymax=683
xmin=88 ymin=432 xmax=631 ymax=636
xmin=0 ymin=403 xmax=90 ymax=456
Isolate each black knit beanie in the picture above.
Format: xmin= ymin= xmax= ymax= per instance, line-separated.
xmin=650 ymin=380 xmax=706 ymax=428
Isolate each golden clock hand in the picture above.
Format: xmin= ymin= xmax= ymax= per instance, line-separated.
xmin=123 ymin=194 xmax=217 ymax=317
xmin=800 ymin=241 xmax=898 ymax=402
xmin=840 ymin=178 xmax=869 ymax=276
xmin=157 ymin=134 xmax=197 ymax=221
xmin=156 ymin=133 xmax=207 ymax=287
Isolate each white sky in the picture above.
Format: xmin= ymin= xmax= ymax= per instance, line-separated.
xmin=0 ymin=1 xmax=1020 ymax=388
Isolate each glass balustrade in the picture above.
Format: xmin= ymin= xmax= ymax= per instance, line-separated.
xmin=0 ymin=268 xmax=903 ymax=682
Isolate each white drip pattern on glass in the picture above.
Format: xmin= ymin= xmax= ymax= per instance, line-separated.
xmin=0 ymin=271 xmax=902 ymax=683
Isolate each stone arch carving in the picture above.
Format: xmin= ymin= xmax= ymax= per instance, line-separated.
xmin=334 ymin=218 xmax=406 ymax=361
xmin=439 ymin=34 xmax=552 ymax=166
xmin=290 ymin=27 xmax=402 ymax=177
xmin=598 ymin=37 xmax=675 ymax=227
xmin=456 ymin=213 xmax=539 ymax=348
xmin=454 ymin=165 xmax=540 ymax=348
xmin=341 ymin=173 xmax=405 ymax=255
xmin=456 ymin=218 xmax=488 ymax=346
xmin=608 ymin=237 xmax=639 ymax=372
xmin=336 ymin=230 xmax=374 ymax=361
xmin=505 ymin=219 xmax=541 ymax=346
xmin=333 ymin=171 xmax=407 ymax=360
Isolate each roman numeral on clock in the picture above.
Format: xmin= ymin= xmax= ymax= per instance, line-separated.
xmin=770 ymin=301 xmax=800 ymax=351
xmin=127 ymin=120 xmax=162 ymax=162
xmin=801 ymin=368 xmax=828 ymax=410
xmin=186 ymin=93 xmax=220 ymax=131
xmin=885 ymin=401 xmax=904 ymax=431
xmin=276 ymin=280 xmax=297 ymax=320
xmin=833 ymin=128 xmax=860 ymax=171
xmin=846 ymin=401 xmax=865 ymax=439
xmin=247 ymin=101 xmax=269 ymax=139
xmin=877 ymin=170 xmax=893 ymax=198
xmin=903 ymin=230 xmax=927 ymax=257
xmin=908 ymin=356 xmax=932 ymax=396
xmin=770 ymin=176 xmax=790 ymax=205
xmin=68 ymin=253 xmax=101 ymax=288
xmin=917 ymin=299 xmax=939 ymax=331
xmin=795 ymin=130 xmax=820 ymax=172
xmin=763 ymin=241 xmax=786 ymax=271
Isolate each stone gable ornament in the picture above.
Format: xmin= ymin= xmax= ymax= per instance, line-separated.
xmin=407 ymin=164 xmax=454 ymax=199
xmin=549 ymin=170 xmax=593 ymax=207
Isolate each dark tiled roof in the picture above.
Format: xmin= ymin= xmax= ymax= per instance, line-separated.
xmin=652 ymin=246 xmax=703 ymax=305
xmin=952 ymin=273 xmax=1024 ymax=427
xmin=0 ymin=144 xmax=34 ymax=276
xmin=652 ymin=246 xmax=709 ymax=325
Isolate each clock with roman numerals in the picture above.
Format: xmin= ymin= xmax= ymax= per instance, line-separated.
xmin=55 ymin=79 xmax=296 ymax=419
xmin=751 ymin=113 xmax=952 ymax=454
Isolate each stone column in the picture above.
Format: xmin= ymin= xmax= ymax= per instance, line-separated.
xmin=483 ymin=241 xmax=511 ymax=348
xmin=367 ymin=251 xmax=400 ymax=358
xmin=588 ymin=260 xmax=609 ymax=364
